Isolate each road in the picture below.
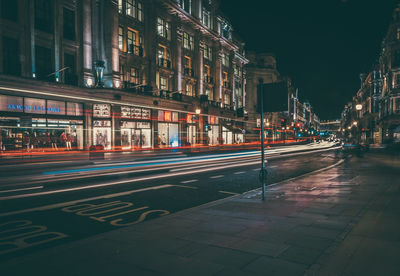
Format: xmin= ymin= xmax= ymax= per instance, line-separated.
xmin=0 ymin=141 xmax=340 ymax=261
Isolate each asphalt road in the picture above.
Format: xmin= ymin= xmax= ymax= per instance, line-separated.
xmin=0 ymin=142 xmax=341 ymax=261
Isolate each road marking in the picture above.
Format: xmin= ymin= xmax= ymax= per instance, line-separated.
xmin=219 ymin=190 xmax=239 ymax=195
xmin=210 ymin=175 xmax=224 ymax=179
xmin=234 ymin=171 xmax=245 ymax=175
xmin=0 ymin=161 xmax=262 ymax=201
xmin=0 ymin=186 xmax=43 ymax=194
xmin=180 ymin=179 xmax=198 ymax=184
xmin=253 ymin=168 xmax=260 ymax=171
xmin=0 ymin=184 xmax=173 ymax=217
xmin=268 ymin=165 xmax=278 ymax=168
xmin=173 ymin=185 xmax=198 ymax=190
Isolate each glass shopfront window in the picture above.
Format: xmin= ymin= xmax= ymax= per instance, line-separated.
xmin=208 ymin=125 xmax=219 ymax=145
xmin=121 ymin=121 xmax=151 ymax=150
xmin=0 ymin=117 xmax=83 ymax=151
xmin=222 ymin=126 xmax=233 ymax=144
xmin=158 ymin=123 xmax=179 ymax=147
xmin=93 ymin=120 xmax=111 ymax=150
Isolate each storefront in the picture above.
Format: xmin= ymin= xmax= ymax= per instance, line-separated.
xmin=207 ymin=116 xmax=219 ymax=145
xmin=186 ymin=114 xmax=197 ymax=146
xmin=0 ymin=94 xmax=84 ymax=151
xmin=93 ymin=104 xmax=112 ymax=150
xmin=222 ymin=126 xmax=233 ymax=144
xmin=120 ymin=106 xmax=152 ymax=150
xmin=157 ymin=110 xmax=180 ymax=147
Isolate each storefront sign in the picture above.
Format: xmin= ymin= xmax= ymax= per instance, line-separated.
xmin=93 ymin=120 xmax=111 ymax=127
xmin=121 ymin=106 xmax=131 ymax=118
xmin=122 ymin=121 xmax=136 ymax=128
xmin=67 ymin=102 xmax=83 ymax=116
xmin=132 ymin=107 xmax=142 ymax=118
xmin=142 ymin=108 xmax=151 ymax=119
xmin=0 ymin=95 xmax=23 ymax=112
xmin=137 ymin=122 xmax=151 ymax=129
xmin=24 ymin=98 xmax=46 ymax=114
xmin=47 ymin=100 xmax=65 ymax=114
xmin=93 ymin=104 xmax=111 ymax=118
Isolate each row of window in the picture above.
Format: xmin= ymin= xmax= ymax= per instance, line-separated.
xmin=1 ymin=0 xmax=76 ymax=41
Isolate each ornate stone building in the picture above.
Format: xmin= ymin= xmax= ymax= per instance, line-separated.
xmin=0 ymin=0 xmax=248 ymax=151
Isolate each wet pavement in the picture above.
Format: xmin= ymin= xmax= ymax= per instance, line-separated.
xmin=1 ymin=151 xmax=399 ymax=275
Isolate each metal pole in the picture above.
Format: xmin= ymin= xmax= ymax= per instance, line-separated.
xmin=259 ymin=79 xmax=267 ymax=201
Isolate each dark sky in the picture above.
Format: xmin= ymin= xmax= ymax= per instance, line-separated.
xmin=220 ymin=0 xmax=399 ymax=120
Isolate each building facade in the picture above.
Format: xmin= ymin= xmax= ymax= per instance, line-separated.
xmin=0 ymin=0 xmax=248 ymax=151
xmin=341 ymin=4 xmax=400 ymax=145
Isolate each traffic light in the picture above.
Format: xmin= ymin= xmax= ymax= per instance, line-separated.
xmin=204 ymin=122 xmax=209 ymax=132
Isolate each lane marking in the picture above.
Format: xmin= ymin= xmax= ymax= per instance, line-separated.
xmin=210 ymin=175 xmax=224 ymax=179
xmin=0 ymin=186 xmax=43 ymax=194
xmin=234 ymin=171 xmax=245 ymax=175
xmin=0 ymin=160 xmax=261 ymax=201
xmin=268 ymin=165 xmax=278 ymax=168
xmin=219 ymin=190 xmax=239 ymax=195
xmin=0 ymin=185 xmax=173 ymax=217
xmin=252 ymin=168 xmax=260 ymax=171
xmin=173 ymin=185 xmax=198 ymax=190
xmin=180 ymin=179 xmax=198 ymax=184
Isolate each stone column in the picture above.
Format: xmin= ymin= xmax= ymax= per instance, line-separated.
xmin=82 ymin=0 xmax=93 ymax=86
xmin=54 ymin=0 xmax=60 ymax=82
xmin=29 ymin=0 xmax=36 ymax=78
xmin=215 ymin=48 xmax=223 ymax=104
xmin=176 ymin=23 xmax=183 ymax=93
xmin=198 ymin=39 xmax=205 ymax=96
xmin=103 ymin=0 xmax=119 ymax=88
xmin=232 ymin=59 xmax=237 ymax=109
xmin=112 ymin=104 xmax=121 ymax=149
xmin=84 ymin=103 xmax=93 ymax=149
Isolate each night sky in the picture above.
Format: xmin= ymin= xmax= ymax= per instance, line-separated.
xmin=220 ymin=0 xmax=399 ymax=120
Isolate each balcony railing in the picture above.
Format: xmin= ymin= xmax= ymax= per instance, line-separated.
xmin=128 ymin=44 xmax=144 ymax=57
xmin=158 ymin=58 xmax=171 ymax=69
xmin=183 ymin=67 xmax=194 ymax=77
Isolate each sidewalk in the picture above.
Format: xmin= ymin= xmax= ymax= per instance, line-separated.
xmin=2 ymin=153 xmax=400 ymax=275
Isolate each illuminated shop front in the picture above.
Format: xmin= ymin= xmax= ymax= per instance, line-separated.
xmin=222 ymin=126 xmax=233 ymax=144
xmin=207 ymin=116 xmax=220 ymax=145
xmin=185 ymin=114 xmax=197 ymax=146
xmin=120 ymin=106 xmax=152 ymax=150
xmin=157 ymin=110 xmax=179 ymax=147
xmin=93 ymin=104 xmax=112 ymax=150
xmin=0 ymin=94 xmax=84 ymax=151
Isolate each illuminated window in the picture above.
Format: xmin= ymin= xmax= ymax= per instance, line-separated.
xmin=125 ymin=0 xmax=143 ymax=21
xmin=221 ymin=52 xmax=229 ymax=67
xmin=118 ymin=0 xmax=123 ymax=13
xmin=206 ymin=88 xmax=213 ymax=100
xmin=157 ymin=17 xmax=171 ymax=40
xmin=180 ymin=0 xmax=192 ymax=14
xmin=127 ymin=28 xmax=142 ymax=55
xmin=118 ymin=26 xmax=124 ymax=51
xmin=184 ymin=56 xmax=192 ymax=76
xmin=130 ymin=68 xmax=140 ymax=84
xmin=202 ymin=9 xmax=211 ymax=28
xmin=185 ymin=83 xmax=193 ymax=96
xmin=203 ymin=44 xmax=212 ymax=60
xmin=183 ymin=32 xmax=194 ymax=50
xmin=157 ymin=45 xmax=171 ymax=68
xmin=160 ymin=76 xmax=168 ymax=90
xmin=224 ymin=93 xmax=230 ymax=105
xmin=222 ymin=72 xmax=229 ymax=87
xmin=120 ymin=65 xmax=125 ymax=82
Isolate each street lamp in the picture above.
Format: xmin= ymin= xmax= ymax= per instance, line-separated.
xmin=355 ymin=104 xmax=362 ymax=111
xmin=352 ymin=121 xmax=358 ymax=126
xmin=195 ymin=108 xmax=201 ymax=115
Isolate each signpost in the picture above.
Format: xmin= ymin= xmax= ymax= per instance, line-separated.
xmin=258 ymin=79 xmax=267 ymax=201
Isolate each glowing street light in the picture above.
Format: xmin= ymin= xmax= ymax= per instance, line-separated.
xmin=195 ymin=108 xmax=201 ymax=114
xmin=355 ymin=104 xmax=362 ymax=111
